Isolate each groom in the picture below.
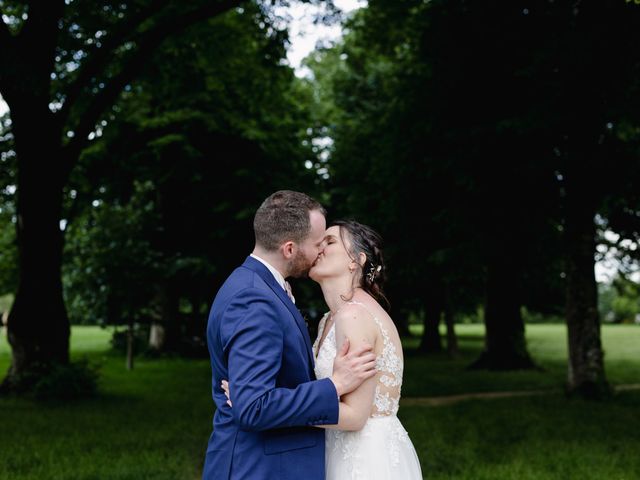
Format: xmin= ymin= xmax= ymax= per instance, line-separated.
xmin=202 ymin=190 xmax=377 ymax=480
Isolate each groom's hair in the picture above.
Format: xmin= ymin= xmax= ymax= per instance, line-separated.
xmin=254 ymin=190 xmax=326 ymax=251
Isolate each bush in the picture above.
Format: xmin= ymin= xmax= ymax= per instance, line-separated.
xmin=9 ymin=359 xmax=101 ymax=401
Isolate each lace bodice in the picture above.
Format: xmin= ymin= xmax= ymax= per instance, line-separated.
xmin=312 ymin=302 xmax=422 ymax=480
xmin=312 ymin=301 xmax=403 ymax=417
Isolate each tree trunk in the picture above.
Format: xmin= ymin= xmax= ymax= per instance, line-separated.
xmin=469 ymin=247 xmax=536 ymax=370
xmin=145 ymin=280 xmax=180 ymax=353
xmin=419 ymin=284 xmax=443 ymax=353
xmin=126 ymin=322 xmax=134 ymax=370
xmin=394 ymin=313 xmax=411 ymax=338
xmin=2 ymin=107 xmax=69 ymax=391
xmin=160 ymin=281 xmax=181 ymax=352
xmin=564 ymin=171 xmax=610 ymax=399
xmin=148 ymin=323 xmax=166 ymax=350
xmin=443 ymin=294 xmax=459 ymax=357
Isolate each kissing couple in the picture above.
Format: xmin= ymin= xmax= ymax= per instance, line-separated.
xmin=202 ymin=190 xmax=422 ymax=479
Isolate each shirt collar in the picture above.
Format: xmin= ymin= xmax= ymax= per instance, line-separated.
xmin=250 ymin=254 xmax=287 ymax=291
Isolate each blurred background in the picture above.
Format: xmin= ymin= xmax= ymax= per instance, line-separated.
xmin=0 ymin=1 xmax=639 ymax=479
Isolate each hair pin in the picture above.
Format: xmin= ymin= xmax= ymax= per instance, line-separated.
xmin=367 ymin=264 xmax=382 ymax=283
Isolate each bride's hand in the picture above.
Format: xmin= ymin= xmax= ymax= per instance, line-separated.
xmin=221 ymin=380 xmax=232 ymax=407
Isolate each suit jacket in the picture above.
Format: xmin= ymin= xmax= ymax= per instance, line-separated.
xmin=202 ymin=256 xmax=339 ymax=480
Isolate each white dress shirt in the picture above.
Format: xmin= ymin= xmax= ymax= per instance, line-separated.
xmin=250 ymin=254 xmax=295 ymax=303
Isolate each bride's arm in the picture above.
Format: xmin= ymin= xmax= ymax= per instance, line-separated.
xmin=318 ymin=308 xmax=378 ymax=432
xmin=219 ymin=309 xmax=378 ymax=431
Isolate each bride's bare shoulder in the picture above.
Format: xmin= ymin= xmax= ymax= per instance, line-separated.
xmin=334 ymin=302 xmax=378 ymax=329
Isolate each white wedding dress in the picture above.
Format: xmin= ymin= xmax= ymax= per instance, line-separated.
xmin=313 ymin=301 xmax=423 ymax=480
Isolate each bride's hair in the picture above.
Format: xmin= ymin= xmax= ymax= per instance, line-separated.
xmin=332 ymin=219 xmax=391 ymax=312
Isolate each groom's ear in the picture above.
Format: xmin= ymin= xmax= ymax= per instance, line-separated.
xmin=281 ymin=241 xmax=296 ymax=259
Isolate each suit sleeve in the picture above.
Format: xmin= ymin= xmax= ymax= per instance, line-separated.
xmin=223 ymin=289 xmax=339 ymax=432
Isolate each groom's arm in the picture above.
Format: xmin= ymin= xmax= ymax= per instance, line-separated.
xmin=223 ymin=291 xmax=339 ymax=432
xmin=223 ymin=289 xmax=377 ymax=432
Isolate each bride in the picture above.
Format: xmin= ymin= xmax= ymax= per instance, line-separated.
xmin=309 ymin=219 xmax=422 ymax=480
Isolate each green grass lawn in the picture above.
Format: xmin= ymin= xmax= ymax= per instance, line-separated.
xmin=0 ymin=327 xmax=213 ymax=480
xmin=402 ymin=323 xmax=640 ymax=397
xmin=0 ymin=324 xmax=638 ymax=479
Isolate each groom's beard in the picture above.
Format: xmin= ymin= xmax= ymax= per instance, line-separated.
xmin=289 ymin=250 xmax=314 ymax=279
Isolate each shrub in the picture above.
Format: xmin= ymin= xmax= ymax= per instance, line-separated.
xmin=32 ymin=358 xmax=100 ymax=401
xmin=8 ymin=359 xmax=100 ymax=401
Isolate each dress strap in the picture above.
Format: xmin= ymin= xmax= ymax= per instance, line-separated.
xmin=313 ymin=311 xmax=331 ymax=356
xmin=317 ymin=311 xmax=330 ymax=334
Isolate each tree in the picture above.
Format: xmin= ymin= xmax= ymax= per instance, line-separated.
xmin=302 ymin=2 xmax=532 ymax=362
xmin=64 ymin=180 xmax=162 ymax=369
xmin=62 ymin=6 xmax=320 ymax=355
xmin=303 ymin=0 xmax=640 ymax=389
xmin=0 ymin=0 xmax=335 ymax=390
xmin=545 ymin=1 xmax=640 ymax=398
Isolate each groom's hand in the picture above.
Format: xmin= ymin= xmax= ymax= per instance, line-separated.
xmin=330 ymin=338 xmax=377 ymax=397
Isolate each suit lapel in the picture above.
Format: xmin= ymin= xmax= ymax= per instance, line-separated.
xmin=242 ymin=257 xmax=316 ymax=370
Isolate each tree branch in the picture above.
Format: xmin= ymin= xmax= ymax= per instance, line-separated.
xmin=61 ymin=0 xmax=244 ymax=179
xmin=57 ymin=0 xmax=173 ymax=125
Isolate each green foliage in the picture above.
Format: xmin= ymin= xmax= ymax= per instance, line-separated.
xmin=1 ymin=0 xmax=333 ymax=357
xmin=302 ymin=0 xmax=640 ymax=326
xmin=0 ymin=113 xmax=17 ymax=298
xmin=59 ymin=4 xmax=327 ymax=330
xmin=303 ymin=4 xmax=495 ymax=318
xmin=63 ymin=180 xmax=163 ymax=326
xmin=0 ymin=218 xmax=16 ymax=296
xmin=598 ymin=276 xmax=640 ymax=324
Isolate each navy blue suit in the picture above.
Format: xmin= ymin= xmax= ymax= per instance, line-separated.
xmin=202 ymin=256 xmax=339 ymax=479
